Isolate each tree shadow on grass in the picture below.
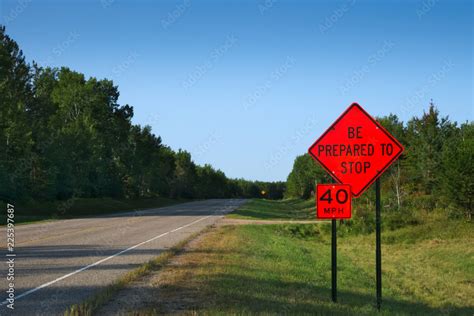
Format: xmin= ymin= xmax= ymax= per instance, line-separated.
xmin=229 ymin=208 xmax=313 ymax=220
xmin=158 ymin=273 xmax=473 ymax=315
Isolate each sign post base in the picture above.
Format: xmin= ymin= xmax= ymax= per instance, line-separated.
xmin=332 ymin=219 xmax=337 ymax=303
xmin=375 ymin=178 xmax=382 ymax=310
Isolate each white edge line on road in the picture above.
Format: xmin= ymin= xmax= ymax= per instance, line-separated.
xmin=0 ymin=215 xmax=213 ymax=306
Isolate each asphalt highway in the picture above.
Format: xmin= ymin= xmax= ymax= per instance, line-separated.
xmin=0 ymin=199 xmax=246 ymax=315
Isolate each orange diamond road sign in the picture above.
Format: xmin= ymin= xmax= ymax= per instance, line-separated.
xmin=316 ymin=184 xmax=351 ymax=219
xmin=308 ymin=103 xmax=404 ymax=197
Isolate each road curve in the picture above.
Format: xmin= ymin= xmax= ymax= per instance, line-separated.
xmin=0 ymin=199 xmax=247 ymax=315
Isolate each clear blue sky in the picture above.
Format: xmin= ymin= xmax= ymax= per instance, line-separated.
xmin=1 ymin=0 xmax=472 ymax=181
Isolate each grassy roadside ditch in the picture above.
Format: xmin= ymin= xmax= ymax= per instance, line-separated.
xmin=65 ymin=199 xmax=473 ymax=315
xmin=134 ymin=222 xmax=473 ymax=314
xmin=128 ymin=199 xmax=473 ymax=315
xmin=227 ymin=198 xmax=315 ymax=220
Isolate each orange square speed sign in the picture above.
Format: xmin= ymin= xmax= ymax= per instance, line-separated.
xmin=316 ymin=184 xmax=352 ymax=219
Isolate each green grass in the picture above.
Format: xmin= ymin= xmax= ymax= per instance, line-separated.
xmin=139 ymin=199 xmax=474 ymax=315
xmin=0 ymin=197 xmax=188 ymax=225
xmin=227 ymin=198 xmax=315 ymax=220
xmin=145 ymin=221 xmax=473 ymax=315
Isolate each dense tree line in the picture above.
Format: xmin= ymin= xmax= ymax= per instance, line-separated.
xmin=286 ymin=103 xmax=474 ymax=218
xmin=0 ymin=27 xmax=285 ymax=202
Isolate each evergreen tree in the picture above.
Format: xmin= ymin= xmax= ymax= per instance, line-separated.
xmin=441 ymin=122 xmax=474 ymax=217
xmin=0 ymin=26 xmax=34 ymax=200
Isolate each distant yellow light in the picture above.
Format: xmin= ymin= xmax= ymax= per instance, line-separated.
xmin=261 ymin=190 xmax=266 ymax=195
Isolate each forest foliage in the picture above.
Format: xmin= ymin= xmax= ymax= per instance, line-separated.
xmin=0 ymin=26 xmax=285 ymax=203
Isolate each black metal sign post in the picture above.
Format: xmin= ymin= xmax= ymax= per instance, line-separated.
xmin=332 ymin=218 xmax=337 ymax=303
xmin=375 ymin=178 xmax=382 ymax=310
xmin=317 ymin=182 xmax=351 ymax=304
